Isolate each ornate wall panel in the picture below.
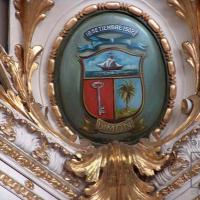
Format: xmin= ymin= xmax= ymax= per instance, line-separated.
xmin=0 ymin=0 xmax=199 ymax=200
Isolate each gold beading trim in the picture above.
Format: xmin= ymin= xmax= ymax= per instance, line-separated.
xmin=48 ymin=1 xmax=176 ymax=140
xmin=25 ymin=180 xmax=34 ymax=190
xmin=0 ymin=170 xmax=43 ymax=200
xmin=0 ymin=136 xmax=77 ymax=199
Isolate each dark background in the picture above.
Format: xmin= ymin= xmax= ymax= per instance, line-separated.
xmin=0 ymin=0 xmax=8 ymax=50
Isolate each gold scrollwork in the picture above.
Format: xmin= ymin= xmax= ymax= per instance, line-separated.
xmin=0 ymin=104 xmax=16 ymax=141
xmin=0 ymin=0 xmax=81 ymax=146
xmin=47 ymin=3 xmax=177 ymax=198
xmin=32 ymin=138 xmax=50 ymax=165
xmin=64 ymin=2 xmax=200 ymax=199
xmin=0 ymin=0 xmax=80 ymax=198
xmin=0 ymin=0 xmax=199 ymax=200
xmin=153 ymin=0 xmax=200 ymax=197
xmin=67 ymin=142 xmax=168 ymax=200
xmin=168 ymin=0 xmax=200 ymax=94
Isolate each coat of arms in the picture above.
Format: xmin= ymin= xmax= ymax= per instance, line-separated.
xmin=79 ymin=24 xmax=146 ymax=134
xmin=52 ymin=12 xmax=170 ymax=143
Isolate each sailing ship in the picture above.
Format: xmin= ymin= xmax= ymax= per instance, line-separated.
xmin=97 ymin=56 xmax=123 ymax=71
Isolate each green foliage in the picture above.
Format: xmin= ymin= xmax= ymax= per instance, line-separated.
xmin=118 ymin=81 xmax=135 ymax=110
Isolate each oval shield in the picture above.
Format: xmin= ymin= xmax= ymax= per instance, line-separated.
xmin=51 ymin=10 xmax=175 ymax=144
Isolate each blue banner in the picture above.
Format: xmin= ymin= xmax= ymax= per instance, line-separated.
xmin=78 ymin=24 xmax=147 ymax=52
xmin=84 ymin=24 xmax=139 ymax=38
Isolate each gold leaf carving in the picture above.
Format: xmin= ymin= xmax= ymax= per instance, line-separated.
xmin=1 ymin=0 xmax=79 ymax=144
xmin=0 ymin=1 xmax=199 ymax=199
xmin=168 ymin=0 xmax=185 ymax=19
xmin=168 ymin=0 xmax=200 ymax=93
xmin=0 ymin=0 xmax=83 ymax=198
xmin=14 ymin=0 xmax=54 ymax=51
xmin=0 ymin=137 xmax=77 ymax=198
xmin=0 ymin=170 xmax=42 ymax=200
xmin=0 ymin=105 xmax=16 ymax=141
xmin=182 ymin=42 xmax=200 ymax=93
xmin=13 ymin=0 xmax=54 ymax=100
xmin=67 ymin=142 xmax=167 ymax=200
xmin=32 ymin=138 xmax=49 ymax=165
xmin=0 ymin=0 xmax=83 ymax=196
xmin=0 ymin=47 xmax=31 ymax=119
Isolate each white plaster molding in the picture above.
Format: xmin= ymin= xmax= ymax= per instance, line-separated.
xmin=6 ymin=1 xmax=198 ymax=199
xmin=0 ymin=152 xmax=70 ymax=200
xmin=153 ymin=125 xmax=200 ymax=200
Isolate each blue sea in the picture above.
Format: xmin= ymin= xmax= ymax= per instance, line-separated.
xmin=85 ymin=69 xmax=139 ymax=78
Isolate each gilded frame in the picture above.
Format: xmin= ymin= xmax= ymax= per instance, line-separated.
xmin=0 ymin=0 xmax=199 ymax=200
xmin=48 ymin=2 xmax=177 ymax=141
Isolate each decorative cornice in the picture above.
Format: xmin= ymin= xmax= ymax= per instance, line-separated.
xmin=160 ymin=161 xmax=200 ymax=196
xmin=0 ymin=100 xmax=83 ymax=197
xmin=0 ymin=136 xmax=77 ymax=198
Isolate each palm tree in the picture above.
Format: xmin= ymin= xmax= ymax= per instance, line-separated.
xmin=118 ymin=81 xmax=135 ymax=111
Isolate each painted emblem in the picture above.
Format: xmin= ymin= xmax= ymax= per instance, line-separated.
xmin=54 ymin=12 xmax=169 ymax=143
xmin=81 ymin=49 xmax=144 ymax=122
xmin=79 ymin=24 xmax=146 ymax=134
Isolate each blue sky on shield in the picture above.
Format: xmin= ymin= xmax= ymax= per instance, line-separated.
xmin=114 ymin=78 xmax=142 ymax=110
xmin=83 ymin=50 xmax=141 ymax=72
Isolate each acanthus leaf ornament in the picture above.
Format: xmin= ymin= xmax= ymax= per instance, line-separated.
xmin=0 ymin=0 xmax=81 ymax=145
xmin=0 ymin=46 xmax=30 ymax=119
xmin=168 ymin=0 xmax=200 ymax=94
xmin=32 ymin=137 xmax=50 ymax=165
xmin=0 ymin=0 xmax=200 ymax=200
xmin=67 ymin=142 xmax=168 ymax=200
xmin=0 ymin=1 xmax=179 ymax=200
xmin=14 ymin=0 xmax=54 ymax=100
xmin=55 ymin=1 xmax=200 ymax=199
xmin=150 ymin=0 xmax=200 ymax=198
xmin=0 ymin=0 xmax=80 ymax=198
xmin=0 ymin=0 xmax=54 ymax=119
xmin=14 ymin=0 xmax=55 ymax=102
